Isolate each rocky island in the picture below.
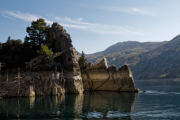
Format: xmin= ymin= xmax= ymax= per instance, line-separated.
xmin=0 ymin=19 xmax=139 ymax=97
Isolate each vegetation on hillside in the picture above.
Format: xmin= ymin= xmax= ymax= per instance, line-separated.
xmin=37 ymin=44 xmax=53 ymax=58
xmin=0 ymin=18 xmax=52 ymax=68
xmin=0 ymin=18 xmax=86 ymax=73
xmin=132 ymin=35 xmax=180 ymax=79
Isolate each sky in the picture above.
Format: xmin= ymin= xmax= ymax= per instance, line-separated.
xmin=1 ymin=0 xmax=180 ymax=54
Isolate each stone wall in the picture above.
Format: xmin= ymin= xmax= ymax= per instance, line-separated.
xmin=82 ymin=58 xmax=139 ymax=92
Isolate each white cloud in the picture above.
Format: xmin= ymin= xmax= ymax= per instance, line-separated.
xmin=55 ymin=16 xmax=87 ymax=25
xmin=102 ymin=7 xmax=155 ymax=16
xmin=55 ymin=16 xmax=144 ymax=35
xmin=5 ymin=11 xmax=40 ymax=22
xmin=5 ymin=11 xmax=53 ymax=24
xmin=3 ymin=10 xmax=145 ymax=36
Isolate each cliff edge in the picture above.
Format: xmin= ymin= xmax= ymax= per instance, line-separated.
xmin=0 ymin=23 xmax=138 ymax=97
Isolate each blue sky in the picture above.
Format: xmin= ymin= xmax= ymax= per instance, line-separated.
xmin=1 ymin=0 xmax=180 ymax=53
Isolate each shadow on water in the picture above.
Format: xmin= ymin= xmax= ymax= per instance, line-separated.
xmin=0 ymin=92 xmax=137 ymax=120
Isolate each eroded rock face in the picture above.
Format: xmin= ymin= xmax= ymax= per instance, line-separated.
xmin=47 ymin=22 xmax=72 ymax=52
xmin=82 ymin=58 xmax=139 ymax=92
xmin=87 ymin=57 xmax=108 ymax=70
xmin=0 ymin=69 xmax=65 ymax=97
xmin=47 ymin=23 xmax=83 ymax=94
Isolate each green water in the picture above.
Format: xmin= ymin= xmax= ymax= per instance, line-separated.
xmin=1 ymin=80 xmax=180 ymax=120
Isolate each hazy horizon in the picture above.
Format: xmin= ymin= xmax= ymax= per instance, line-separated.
xmin=1 ymin=0 xmax=180 ymax=54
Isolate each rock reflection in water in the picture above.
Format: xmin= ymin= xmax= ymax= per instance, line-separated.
xmin=29 ymin=97 xmax=35 ymax=109
xmin=83 ymin=92 xmax=136 ymax=119
xmin=0 ymin=92 xmax=136 ymax=119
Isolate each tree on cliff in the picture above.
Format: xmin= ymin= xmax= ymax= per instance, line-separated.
xmin=24 ymin=18 xmax=49 ymax=47
xmin=0 ymin=42 xmax=2 ymax=50
xmin=37 ymin=44 xmax=53 ymax=58
xmin=6 ymin=36 xmax=22 ymax=46
xmin=0 ymin=36 xmax=23 ymax=68
xmin=78 ymin=51 xmax=87 ymax=71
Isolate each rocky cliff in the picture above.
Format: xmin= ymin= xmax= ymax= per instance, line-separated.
xmin=47 ymin=23 xmax=83 ymax=94
xmin=0 ymin=69 xmax=65 ymax=97
xmin=82 ymin=57 xmax=139 ymax=92
xmin=0 ymin=22 xmax=83 ymax=97
xmin=0 ymin=23 xmax=138 ymax=97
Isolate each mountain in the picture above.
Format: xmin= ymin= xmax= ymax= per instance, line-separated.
xmin=87 ymin=41 xmax=167 ymax=68
xmin=132 ymin=35 xmax=180 ymax=79
xmin=87 ymin=35 xmax=180 ymax=80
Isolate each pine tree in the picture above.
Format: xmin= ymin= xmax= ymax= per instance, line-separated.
xmin=78 ymin=51 xmax=87 ymax=71
xmin=24 ymin=18 xmax=49 ymax=47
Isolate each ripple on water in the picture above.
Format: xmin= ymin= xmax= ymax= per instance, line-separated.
xmin=140 ymin=90 xmax=180 ymax=96
xmin=140 ymin=90 xmax=167 ymax=95
xmin=84 ymin=109 xmax=180 ymax=119
xmin=87 ymin=111 xmax=104 ymax=119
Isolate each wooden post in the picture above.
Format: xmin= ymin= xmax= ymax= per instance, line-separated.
xmin=0 ymin=63 xmax=1 ymax=81
xmin=0 ymin=63 xmax=1 ymax=90
xmin=0 ymin=62 xmax=4 ymax=88
xmin=0 ymin=62 xmax=5 ymax=81
xmin=18 ymin=68 xmax=20 ymax=96
xmin=6 ymin=70 xmax=8 ymax=94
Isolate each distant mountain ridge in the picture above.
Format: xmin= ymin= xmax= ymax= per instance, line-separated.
xmin=87 ymin=35 xmax=180 ymax=80
xmin=87 ymin=41 xmax=167 ymax=68
xmin=132 ymin=35 xmax=180 ymax=79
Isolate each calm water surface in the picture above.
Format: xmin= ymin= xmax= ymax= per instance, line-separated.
xmin=1 ymin=80 xmax=180 ymax=120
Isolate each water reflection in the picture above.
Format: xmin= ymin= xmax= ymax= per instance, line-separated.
xmin=29 ymin=97 xmax=35 ymax=109
xmin=83 ymin=92 xmax=136 ymax=112
xmin=0 ymin=92 xmax=137 ymax=119
xmin=83 ymin=92 xmax=136 ymax=119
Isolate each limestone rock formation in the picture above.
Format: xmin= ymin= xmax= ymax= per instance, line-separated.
xmin=82 ymin=58 xmax=139 ymax=92
xmin=47 ymin=23 xmax=72 ymax=52
xmin=47 ymin=22 xmax=83 ymax=94
xmin=0 ymin=22 xmax=84 ymax=96
xmin=87 ymin=57 xmax=108 ymax=70
xmin=0 ymin=22 xmax=138 ymax=97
